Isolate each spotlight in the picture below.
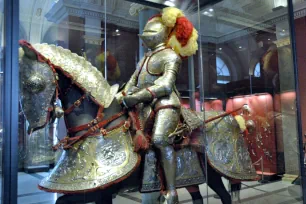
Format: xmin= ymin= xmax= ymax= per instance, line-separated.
xmin=164 ymin=1 xmax=175 ymax=7
xmin=209 ymin=8 xmax=214 ymax=12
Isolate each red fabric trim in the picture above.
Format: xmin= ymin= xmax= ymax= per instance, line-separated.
xmin=154 ymin=105 xmax=178 ymax=113
xmin=207 ymin=158 xmax=260 ymax=182
xmin=19 ymin=40 xmax=104 ymax=107
xmin=146 ymin=47 xmax=171 ymax=76
xmin=136 ymin=56 xmax=147 ymax=79
xmin=146 ymin=88 xmax=156 ymax=99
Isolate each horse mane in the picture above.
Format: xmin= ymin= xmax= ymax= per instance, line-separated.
xmin=19 ymin=42 xmax=118 ymax=108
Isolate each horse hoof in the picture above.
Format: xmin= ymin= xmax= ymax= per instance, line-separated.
xmin=164 ymin=190 xmax=179 ymax=204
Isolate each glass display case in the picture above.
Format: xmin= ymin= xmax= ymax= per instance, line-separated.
xmin=1 ymin=0 xmax=306 ymax=203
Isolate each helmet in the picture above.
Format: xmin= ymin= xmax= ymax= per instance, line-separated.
xmin=139 ymin=7 xmax=198 ymax=57
xmin=139 ymin=17 xmax=169 ymax=49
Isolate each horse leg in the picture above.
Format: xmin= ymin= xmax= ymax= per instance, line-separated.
xmin=229 ymin=181 xmax=241 ymax=203
xmin=141 ymin=192 xmax=163 ymax=204
xmin=206 ymin=164 xmax=231 ymax=204
xmin=96 ymin=188 xmax=115 ymax=204
xmin=186 ymin=185 xmax=203 ymax=204
xmin=95 ymin=192 xmax=113 ymax=204
xmin=55 ymin=190 xmax=113 ymax=204
xmin=55 ymin=194 xmax=95 ymax=204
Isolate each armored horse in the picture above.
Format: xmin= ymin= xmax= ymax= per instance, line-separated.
xmin=19 ymin=40 xmax=257 ymax=204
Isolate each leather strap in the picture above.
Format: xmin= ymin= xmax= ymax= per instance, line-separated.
xmin=64 ymin=94 xmax=87 ymax=115
xmin=146 ymin=88 xmax=156 ymax=98
xmin=67 ymin=105 xmax=104 ymax=133
xmin=154 ymin=105 xmax=178 ymax=113
xmin=59 ymin=110 xmax=126 ymax=150
xmin=63 ymin=83 xmax=74 ymax=96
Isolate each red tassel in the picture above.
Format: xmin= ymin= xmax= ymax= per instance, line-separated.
xmin=133 ymin=130 xmax=149 ymax=152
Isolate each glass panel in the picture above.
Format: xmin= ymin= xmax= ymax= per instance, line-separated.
xmin=254 ymin=62 xmax=261 ymax=77
xmin=18 ymin=1 xmax=210 ymax=204
xmin=0 ymin=0 xmax=3 ymax=199
xmin=200 ymin=0 xmax=303 ymax=203
xmin=18 ymin=0 xmax=305 ymax=203
xmin=18 ymin=0 xmax=109 ymax=203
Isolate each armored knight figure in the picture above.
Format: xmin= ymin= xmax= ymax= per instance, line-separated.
xmin=117 ymin=7 xmax=198 ymax=203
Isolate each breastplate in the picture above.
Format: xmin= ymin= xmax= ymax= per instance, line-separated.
xmin=137 ymin=48 xmax=171 ymax=88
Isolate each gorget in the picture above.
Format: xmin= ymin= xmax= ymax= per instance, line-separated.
xmin=198 ymin=111 xmax=258 ymax=180
xmin=39 ymin=126 xmax=139 ymax=193
xmin=30 ymin=43 xmax=118 ymax=108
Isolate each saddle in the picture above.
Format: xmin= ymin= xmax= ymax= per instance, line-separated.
xmin=128 ymin=104 xmax=203 ymax=151
xmin=126 ymin=104 xmax=206 ymax=192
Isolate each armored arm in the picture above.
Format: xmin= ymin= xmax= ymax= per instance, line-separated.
xmin=115 ymin=68 xmax=139 ymax=103
xmin=123 ymin=57 xmax=181 ymax=108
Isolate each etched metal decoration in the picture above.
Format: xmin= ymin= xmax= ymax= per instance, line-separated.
xmin=197 ymin=111 xmax=258 ymax=180
xmin=39 ymin=127 xmax=139 ymax=192
xmin=29 ymin=43 xmax=119 ymax=108
xmin=141 ymin=147 xmax=205 ymax=192
xmin=19 ymin=48 xmax=56 ymax=132
xmin=26 ymin=73 xmax=47 ymax=93
xmin=19 ymin=41 xmax=139 ymax=193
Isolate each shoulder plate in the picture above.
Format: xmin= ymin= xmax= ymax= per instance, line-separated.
xmin=147 ymin=48 xmax=181 ymax=76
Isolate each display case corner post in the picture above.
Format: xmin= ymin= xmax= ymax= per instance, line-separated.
xmin=287 ymin=0 xmax=306 ymax=202
xmin=2 ymin=0 xmax=19 ymax=203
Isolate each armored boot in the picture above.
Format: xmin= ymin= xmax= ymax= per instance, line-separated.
xmin=159 ymin=145 xmax=179 ymax=204
xmin=164 ymin=189 xmax=179 ymax=204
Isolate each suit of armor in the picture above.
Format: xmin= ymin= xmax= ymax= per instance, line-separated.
xmin=121 ymin=17 xmax=181 ymax=203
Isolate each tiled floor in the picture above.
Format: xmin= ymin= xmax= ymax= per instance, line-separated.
xmin=13 ymin=172 xmax=303 ymax=204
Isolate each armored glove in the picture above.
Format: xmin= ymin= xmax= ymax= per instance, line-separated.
xmin=122 ymin=88 xmax=153 ymax=108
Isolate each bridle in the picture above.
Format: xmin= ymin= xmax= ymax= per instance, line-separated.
xmin=19 ymin=40 xmax=130 ymax=151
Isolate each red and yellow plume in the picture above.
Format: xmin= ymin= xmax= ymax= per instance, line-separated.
xmin=162 ymin=7 xmax=198 ymax=57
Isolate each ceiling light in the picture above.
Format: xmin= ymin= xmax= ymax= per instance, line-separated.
xmin=209 ymin=8 xmax=214 ymax=12
xmin=219 ymin=47 xmax=222 ymax=50
xmin=282 ymin=29 xmax=285 ymax=32
xmin=116 ymin=29 xmax=119 ymax=32
xmin=239 ymin=46 xmax=242 ymax=49
xmin=164 ymin=1 xmax=175 ymax=7
xmin=268 ymin=38 xmax=270 ymax=41
xmin=203 ymin=11 xmax=208 ymax=15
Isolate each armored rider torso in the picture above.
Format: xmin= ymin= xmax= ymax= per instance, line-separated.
xmin=134 ymin=46 xmax=182 ymax=109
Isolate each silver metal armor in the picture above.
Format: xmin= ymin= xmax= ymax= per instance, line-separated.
xmin=121 ymin=17 xmax=182 ymax=203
